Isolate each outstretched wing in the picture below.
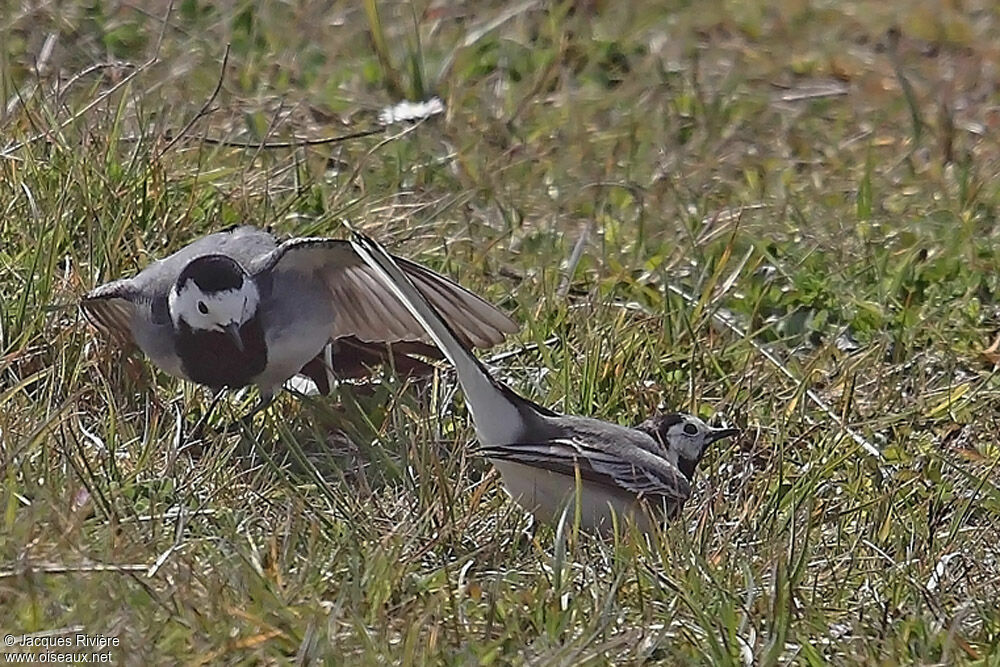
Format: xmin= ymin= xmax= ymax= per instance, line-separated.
xmin=478 ymin=435 xmax=692 ymax=502
xmin=251 ymin=237 xmax=518 ymax=349
xmin=80 ymin=279 xmax=143 ymax=347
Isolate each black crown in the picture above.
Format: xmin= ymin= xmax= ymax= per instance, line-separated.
xmin=176 ymin=254 xmax=245 ymax=293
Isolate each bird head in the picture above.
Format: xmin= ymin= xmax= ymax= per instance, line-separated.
xmin=168 ymin=254 xmax=260 ymax=351
xmin=637 ymin=413 xmax=738 ymax=480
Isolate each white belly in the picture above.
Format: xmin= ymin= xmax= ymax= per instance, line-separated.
xmin=257 ymin=322 xmax=330 ymax=395
xmin=255 ymin=279 xmax=336 ymax=396
xmin=491 ymin=459 xmax=660 ymax=533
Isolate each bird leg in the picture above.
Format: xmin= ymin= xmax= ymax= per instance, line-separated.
xmin=237 ymin=394 xmax=274 ymax=424
xmin=187 ymin=391 xmax=274 ymax=438
xmin=186 ymin=389 xmax=228 ymax=442
xmin=213 ymin=393 xmax=275 ymax=434
xmin=323 ymin=342 xmax=336 ymax=394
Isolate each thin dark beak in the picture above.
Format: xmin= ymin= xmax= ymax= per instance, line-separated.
xmin=708 ymin=427 xmax=739 ymax=443
xmin=222 ymin=322 xmax=245 ymax=352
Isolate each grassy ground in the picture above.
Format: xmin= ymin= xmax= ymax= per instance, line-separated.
xmin=2 ymin=0 xmax=1000 ymax=663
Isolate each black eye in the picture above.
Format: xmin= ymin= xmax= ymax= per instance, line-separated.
xmin=683 ymin=424 xmax=698 ymax=435
xmin=197 ymin=301 xmax=209 ymax=314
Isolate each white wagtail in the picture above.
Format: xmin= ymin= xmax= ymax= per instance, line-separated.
xmin=349 ymin=231 xmax=738 ymax=533
xmin=81 ymin=225 xmax=517 ymax=413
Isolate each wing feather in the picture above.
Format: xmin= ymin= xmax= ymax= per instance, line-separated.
xmin=478 ymin=436 xmax=691 ymax=501
xmin=254 ymin=237 xmax=517 ymax=349
xmin=80 ymin=280 xmax=142 ymax=347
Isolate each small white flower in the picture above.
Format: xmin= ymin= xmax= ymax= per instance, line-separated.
xmin=378 ymin=97 xmax=445 ymax=125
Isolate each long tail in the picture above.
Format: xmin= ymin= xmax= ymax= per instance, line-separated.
xmin=349 ymin=231 xmax=527 ymax=445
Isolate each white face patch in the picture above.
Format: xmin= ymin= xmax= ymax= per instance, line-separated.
xmin=168 ymin=279 xmax=260 ymax=332
xmin=665 ymin=415 xmax=712 ymax=463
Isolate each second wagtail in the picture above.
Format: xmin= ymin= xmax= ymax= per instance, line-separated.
xmin=81 ymin=225 xmax=517 ymax=412
xmin=349 ymin=231 xmax=737 ymax=533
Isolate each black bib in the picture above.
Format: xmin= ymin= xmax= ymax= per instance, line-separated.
xmin=175 ymin=317 xmax=268 ymax=389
